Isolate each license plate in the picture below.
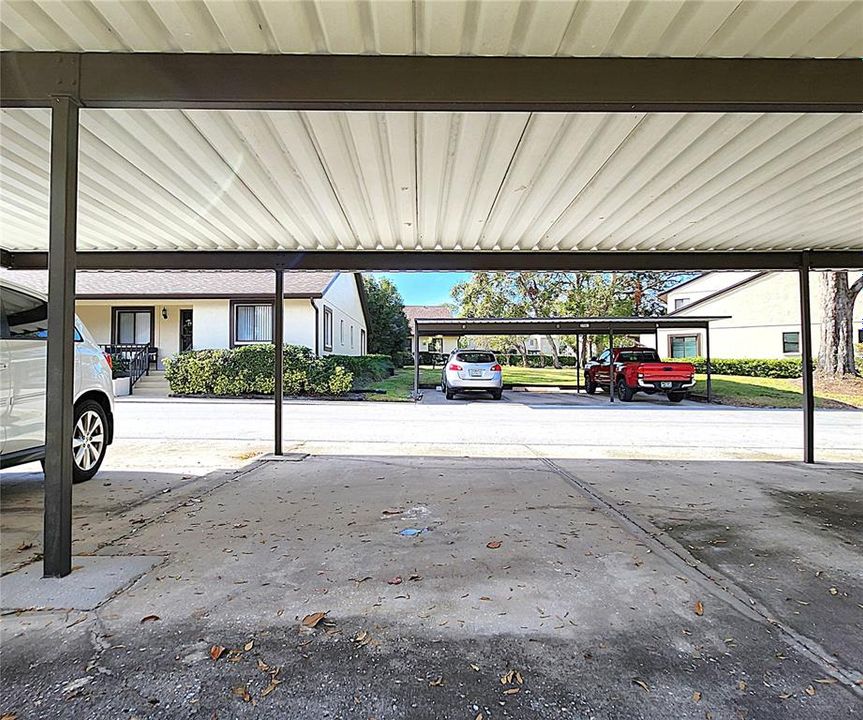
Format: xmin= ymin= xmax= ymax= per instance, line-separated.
xmin=660 ymin=381 xmax=672 ymax=388
xmin=469 ymin=369 xmax=481 ymax=377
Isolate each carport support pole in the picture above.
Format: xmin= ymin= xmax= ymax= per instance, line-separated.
xmin=413 ymin=321 xmax=420 ymax=398
xmin=608 ymin=328 xmax=615 ymax=403
xmin=43 ymin=96 xmax=79 ymax=578
xmin=705 ymin=323 xmax=712 ymax=403
xmin=273 ymin=269 xmax=284 ymax=456
xmin=575 ymin=335 xmax=581 ymax=392
xmin=799 ymin=253 xmax=815 ymax=463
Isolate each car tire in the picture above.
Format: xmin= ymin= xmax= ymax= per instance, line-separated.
xmin=492 ymin=390 xmax=503 ymax=400
xmin=72 ymin=399 xmax=108 ymax=483
xmin=445 ymin=389 xmax=455 ymax=400
xmin=668 ymin=392 xmax=685 ymax=403
xmin=616 ymin=379 xmax=635 ymax=402
xmin=585 ymin=377 xmax=597 ymax=395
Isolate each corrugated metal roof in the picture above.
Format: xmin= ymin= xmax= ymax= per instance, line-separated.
xmin=1 ymin=0 xmax=860 ymax=58
xmin=0 ymin=267 xmax=338 ymax=297
xmin=1 ymin=108 xmax=860 ymax=254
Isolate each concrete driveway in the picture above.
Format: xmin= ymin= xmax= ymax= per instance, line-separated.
xmin=1 ymin=398 xmax=861 ymax=718
xmin=2 ymin=453 xmax=861 ymax=719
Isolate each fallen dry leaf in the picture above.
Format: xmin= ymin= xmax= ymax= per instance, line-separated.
xmin=257 ymin=659 xmax=271 ymax=673
xmin=737 ymin=680 xmax=747 ymax=691
xmin=139 ymin=614 xmax=160 ymax=623
xmin=261 ymin=678 xmax=282 ymax=698
xmin=244 ymin=640 xmax=254 ymax=651
xmin=381 ymin=508 xmax=404 ymax=516
xmin=829 ymin=587 xmax=838 ymax=596
xmin=408 ymin=574 xmax=422 ymax=582
xmin=301 ymin=612 xmax=328 ymax=628
xmin=804 ymin=685 xmax=816 ymax=696
xmin=487 ymin=540 xmax=503 ymax=549
xmin=16 ymin=542 xmax=33 ymax=552
xmin=429 ymin=676 xmax=444 ymax=687
xmin=1 ymin=714 xmax=17 ymax=720
xmin=470 ymin=664 xmax=481 ymax=672
xmin=209 ymin=645 xmax=226 ymax=661
xmin=779 ymin=692 xmax=793 ymax=699
xmin=632 ymin=678 xmax=650 ymax=693
xmin=387 ymin=576 xmax=403 ymax=585
xmin=694 ymin=600 xmax=704 ymax=616
xmin=503 ymin=688 xmax=520 ymax=695
xmin=475 ymin=714 xmax=484 ymax=720
xmin=692 ymin=691 xmax=702 ymax=702
xmin=232 ymin=685 xmax=251 ymax=703
xmin=814 ymin=678 xmax=837 ymax=685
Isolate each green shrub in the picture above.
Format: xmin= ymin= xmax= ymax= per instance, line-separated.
xmin=393 ymin=351 xmax=414 ymax=368
xmin=664 ymin=356 xmax=803 ymax=378
xmin=164 ymin=344 xmax=355 ymax=397
xmin=328 ymin=354 xmax=394 ymax=385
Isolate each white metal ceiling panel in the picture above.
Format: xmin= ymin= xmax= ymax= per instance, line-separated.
xmin=1 ymin=0 xmax=861 ymax=57
xmin=1 ymin=108 xmax=860 ymax=254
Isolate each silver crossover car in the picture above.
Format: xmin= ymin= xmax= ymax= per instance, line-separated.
xmin=441 ymin=350 xmax=503 ymax=400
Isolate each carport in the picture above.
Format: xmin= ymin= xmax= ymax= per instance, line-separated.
xmin=412 ymin=315 xmax=729 ymax=402
xmin=0 ymin=1 xmax=861 ymax=583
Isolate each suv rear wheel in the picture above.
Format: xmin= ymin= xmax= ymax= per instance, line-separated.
xmin=72 ymin=399 xmax=108 ymax=483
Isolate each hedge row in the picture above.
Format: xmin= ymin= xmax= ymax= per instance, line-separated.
xmin=328 ymin=354 xmax=395 ymax=384
xmin=164 ymin=344 xmax=353 ymax=396
xmin=415 ymin=350 xmax=807 ymax=378
xmin=667 ymin=356 xmax=802 ymax=378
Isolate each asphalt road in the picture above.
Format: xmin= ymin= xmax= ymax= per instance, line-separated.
xmin=112 ymin=392 xmax=863 ymax=462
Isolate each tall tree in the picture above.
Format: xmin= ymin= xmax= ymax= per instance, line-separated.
xmin=619 ymin=272 xmax=693 ymax=316
xmin=817 ymin=272 xmax=863 ymax=377
xmin=452 ymin=272 xmax=569 ymax=367
xmin=363 ymin=276 xmax=409 ymax=359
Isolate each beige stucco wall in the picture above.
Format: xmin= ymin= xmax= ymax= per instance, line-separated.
xmin=640 ymin=272 xmax=863 ymax=359
xmin=317 ymin=273 xmax=367 ymax=356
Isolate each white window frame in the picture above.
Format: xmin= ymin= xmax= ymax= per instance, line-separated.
xmin=323 ymin=306 xmax=333 ymax=351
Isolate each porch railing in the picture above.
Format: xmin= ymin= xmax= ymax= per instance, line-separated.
xmin=99 ymin=343 xmax=151 ymax=391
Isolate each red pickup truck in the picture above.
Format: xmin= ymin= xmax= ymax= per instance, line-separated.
xmin=584 ymin=347 xmax=696 ymax=403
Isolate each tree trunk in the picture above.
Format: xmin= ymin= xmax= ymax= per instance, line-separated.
xmin=545 ymin=335 xmax=561 ymax=369
xmin=817 ymin=272 xmax=858 ymax=377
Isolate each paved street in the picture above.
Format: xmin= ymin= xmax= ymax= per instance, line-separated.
xmin=114 ymin=392 xmax=862 ymax=462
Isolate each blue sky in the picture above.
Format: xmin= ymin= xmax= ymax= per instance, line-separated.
xmin=372 ymin=272 xmax=472 ymax=306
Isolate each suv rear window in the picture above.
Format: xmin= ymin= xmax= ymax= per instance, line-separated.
xmin=456 ymin=352 xmax=496 ymax=364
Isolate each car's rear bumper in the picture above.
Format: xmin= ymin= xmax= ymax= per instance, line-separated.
xmin=637 ymin=378 xmax=695 ymax=390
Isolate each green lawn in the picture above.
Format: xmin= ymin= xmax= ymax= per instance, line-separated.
xmin=694 ymin=374 xmax=863 ymax=409
xmin=365 ymin=366 xmax=863 ymax=408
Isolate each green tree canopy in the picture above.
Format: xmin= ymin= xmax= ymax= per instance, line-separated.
xmin=363 ymin=276 xmax=409 ymax=359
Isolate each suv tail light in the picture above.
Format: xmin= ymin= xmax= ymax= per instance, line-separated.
xmin=491 ymin=364 xmax=502 ymax=372
xmin=103 ymin=352 xmax=113 ymax=370
xmin=448 ymin=363 xmax=463 ymax=371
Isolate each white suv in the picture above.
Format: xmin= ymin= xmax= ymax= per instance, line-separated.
xmin=1 ymin=278 xmax=114 ymax=483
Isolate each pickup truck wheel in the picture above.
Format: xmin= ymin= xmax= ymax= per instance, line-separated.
xmin=668 ymin=392 xmax=685 ymax=403
xmin=72 ymin=399 xmax=108 ymax=483
xmin=585 ymin=377 xmax=597 ymax=395
xmin=616 ymin=379 xmax=635 ymax=402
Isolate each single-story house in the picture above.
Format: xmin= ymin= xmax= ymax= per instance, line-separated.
xmin=0 ymin=268 xmax=369 ymax=367
xmin=640 ymin=271 xmax=863 ymax=359
xmin=404 ymin=305 xmax=459 ymax=354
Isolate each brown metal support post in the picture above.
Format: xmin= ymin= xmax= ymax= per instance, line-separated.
xmin=416 ymin=323 xmax=421 ymax=395
xmin=273 ymin=269 xmax=284 ymax=456
xmin=609 ymin=328 xmax=615 ymax=403
xmin=575 ymin=335 xmax=581 ymax=392
xmin=799 ymin=254 xmax=815 ymax=463
xmin=705 ymin=322 xmax=713 ymax=403
xmin=43 ymin=96 xmax=79 ymax=578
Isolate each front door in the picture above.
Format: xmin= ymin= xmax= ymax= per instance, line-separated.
xmin=179 ymin=309 xmax=193 ymax=352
